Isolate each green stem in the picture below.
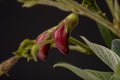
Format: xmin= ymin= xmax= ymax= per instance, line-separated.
xmin=38 ymin=39 xmax=54 ymax=46
xmin=69 ymin=45 xmax=90 ymax=55
xmin=63 ymin=0 xmax=120 ymax=37
xmin=114 ymin=0 xmax=120 ymax=22
xmin=69 ymin=36 xmax=94 ymax=55
xmin=36 ymin=0 xmax=71 ymax=11
xmin=105 ymin=0 xmax=114 ymax=18
xmin=19 ymin=0 xmax=120 ymax=37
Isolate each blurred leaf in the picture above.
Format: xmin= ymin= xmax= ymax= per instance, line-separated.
xmin=54 ymin=62 xmax=113 ymax=80
xmin=114 ymin=0 xmax=120 ymax=22
xmin=97 ymin=23 xmax=113 ymax=47
xmin=81 ymin=36 xmax=120 ymax=71
xmin=82 ymin=0 xmax=99 ymax=12
xmin=18 ymin=0 xmax=37 ymax=7
xmin=111 ymin=39 xmax=120 ymax=56
xmin=110 ymin=63 xmax=120 ymax=80
xmin=110 ymin=75 xmax=120 ymax=80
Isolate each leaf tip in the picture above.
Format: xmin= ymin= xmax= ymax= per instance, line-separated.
xmin=53 ymin=62 xmax=68 ymax=68
xmin=80 ymin=36 xmax=88 ymax=42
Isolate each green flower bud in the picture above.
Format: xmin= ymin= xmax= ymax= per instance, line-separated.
xmin=63 ymin=13 xmax=79 ymax=33
xmin=19 ymin=39 xmax=35 ymax=50
xmin=31 ymin=44 xmax=39 ymax=62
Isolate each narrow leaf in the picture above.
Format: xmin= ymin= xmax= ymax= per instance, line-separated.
xmin=81 ymin=36 xmax=120 ymax=71
xmin=105 ymin=0 xmax=114 ymax=17
xmin=54 ymin=62 xmax=113 ymax=80
xmin=98 ymin=23 xmax=113 ymax=47
xmin=114 ymin=0 xmax=120 ymax=22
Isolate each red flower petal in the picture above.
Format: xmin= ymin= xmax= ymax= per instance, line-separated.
xmin=36 ymin=33 xmax=50 ymax=61
xmin=36 ymin=33 xmax=47 ymax=44
xmin=38 ymin=44 xmax=50 ymax=61
xmin=54 ymin=24 xmax=69 ymax=54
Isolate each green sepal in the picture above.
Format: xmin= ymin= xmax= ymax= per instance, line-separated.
xmin=31 ymin=44 xmax=39 ymax=62
xmin=13 ymin=39 xmax=35 ymax=60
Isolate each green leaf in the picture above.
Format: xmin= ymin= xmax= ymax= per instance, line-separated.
xmin=110 ymin=63 xmax=120 ymax=80
xmin=105 ymin=0 xmax=114 ymax=17
xmin=98 ymin=23 xmax=113 ymax=47
xmin=110 ymin=75 xmax=120 ymax=80
xmin=111 ymin=39 xmax=120 ymax=56
xmin=110 ymin=74 xmax=120 ymax=80
xmin=114 ymin=0 xmax=120 ymax=22
xmin=54 ymin=62 xmax=113 ymax=80
xmin=81 ymin=36 xmax=120 ymax=71
xmin=18 ymin=0 xmax=37 ymax=7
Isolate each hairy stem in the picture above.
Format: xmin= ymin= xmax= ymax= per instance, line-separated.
xmin=69 ymin=36 xmax=94 ymax=55
xmin=20 ymin=0 xmax=120 ymax=37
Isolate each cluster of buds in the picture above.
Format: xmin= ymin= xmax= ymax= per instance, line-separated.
xmin=34 ymin=13 xmax=79 ymax=61
xmin=14 ymin=13 xmax=78 ymax=61
xmin=0 ymin=13 xmax=78 ymax=76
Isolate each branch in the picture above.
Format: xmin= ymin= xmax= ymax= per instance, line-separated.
xmin=18 ymin=0 xmax=120 ymax=37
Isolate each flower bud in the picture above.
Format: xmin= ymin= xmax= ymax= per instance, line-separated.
xmin=36 ymin=33 xmax=50 ymax=61
xmin=31 ymin=44 xmax=39 ymax=62
xmin=54 ymin=24 xmax=69 ymax=54
xmin=54 ymin=13 xmax=78 ymax=54
xmin=63 ymin=13 xmax=79 ymax=33
xmin=38 ymin=44 xmax=50 ymax=61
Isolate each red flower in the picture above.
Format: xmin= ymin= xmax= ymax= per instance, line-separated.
xmin=54 ymin=24 xmax=69 ymax=54
xmin=54 ymin=13 xmax=78 ymax=55
xmin=38 ymin=44 xmax=50 ymax=61
xmin=36 ymin=33 xmax=50 ymax=61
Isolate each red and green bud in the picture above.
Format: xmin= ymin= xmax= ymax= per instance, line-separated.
xmin=54 ymin=24 xmax=69 ymax=54
xmin=62 ymin=13 xmax=79 ymax=33
xmin=54 ymin=13 xmax=78 ymax=54
xmin=36 ymin=33 xmax=50 ymax=61
xmin=38 ymin=44 xmax=50 ymax=61
xmin=31 ymin=44 xmax=39 ymax=61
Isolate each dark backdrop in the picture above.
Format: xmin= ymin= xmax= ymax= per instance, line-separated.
xmin=0 ymin=0 xmax=112 ymax=80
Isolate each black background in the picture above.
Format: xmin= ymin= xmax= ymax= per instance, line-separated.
xmin=0 ymin=0 xmax=113 ymax=80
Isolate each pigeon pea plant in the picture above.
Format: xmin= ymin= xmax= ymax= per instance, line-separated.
xmin=0 ymin=0 xmax=120 ymax=80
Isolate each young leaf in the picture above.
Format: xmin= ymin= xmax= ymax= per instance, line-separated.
xmin=111 ymin=39 xmax=120 ymax=56
xmin=54 ymin=62 xmax=113 ymax=80
xmin=81 ymin=36 xmax=120 ymax=72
